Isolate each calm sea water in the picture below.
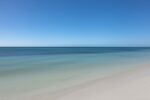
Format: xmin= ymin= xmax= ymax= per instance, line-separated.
xmin=0 ymin=47 xmax=150 ymax=98
xmin=0 ymin=47 xmax=149 ymax=56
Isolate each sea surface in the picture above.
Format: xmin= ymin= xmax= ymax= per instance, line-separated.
xmin=0 ymin=47 xmax=150 ymax=98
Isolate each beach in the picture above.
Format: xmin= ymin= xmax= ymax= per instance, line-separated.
xmin=54 ymin=63 xmax=150 ymax=100
xmin=1 ymin=0 xmax=150 ymax=99
xmin=1 ymin=62 xmax=150 ymax=100
xmin=0 ymin=47 xmax=150 ymax=100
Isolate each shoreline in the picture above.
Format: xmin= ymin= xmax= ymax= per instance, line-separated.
xmin=2 ymin=62 xmax=150 ymax=100
xmin=55 ymin=63 xmax=150 ymax=100
xmin=53 ymin=62 xmax=150 ymax=100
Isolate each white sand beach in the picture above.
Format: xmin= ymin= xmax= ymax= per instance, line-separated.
xmin=56 ymin=63 xmax=150 ymax=100
xmin=2 ymin=62 xmax=150 ymax=100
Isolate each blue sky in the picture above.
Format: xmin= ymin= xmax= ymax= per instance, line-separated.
xmin=0 ymin=0 xmax=150 ymax=46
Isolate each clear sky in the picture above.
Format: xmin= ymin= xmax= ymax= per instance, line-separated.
xmin=0 ymin=0 xmax=150 ymax=47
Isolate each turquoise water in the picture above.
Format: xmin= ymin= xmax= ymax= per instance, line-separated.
xmin=0 ymin=47 xmax=150 ymax=98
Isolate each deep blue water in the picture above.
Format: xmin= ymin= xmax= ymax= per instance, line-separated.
xmin=0 ymin=47 xmax=150 ymax=56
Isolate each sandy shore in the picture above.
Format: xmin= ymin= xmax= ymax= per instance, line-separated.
xmin=2 ymin=63 xmax=150 ymax=100
xmin=56 ymin=64 xmax=150 ymax=100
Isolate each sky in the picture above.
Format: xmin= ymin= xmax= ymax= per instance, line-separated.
xmin=0 ymin=0 xmax=150 ymax=47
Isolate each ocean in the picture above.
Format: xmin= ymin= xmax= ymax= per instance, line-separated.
xmin=0 ymin=47 xmax=150 ymax=98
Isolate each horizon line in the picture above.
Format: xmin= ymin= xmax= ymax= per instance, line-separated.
xmin=0 ymin=46 xmax=150 ymax=48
